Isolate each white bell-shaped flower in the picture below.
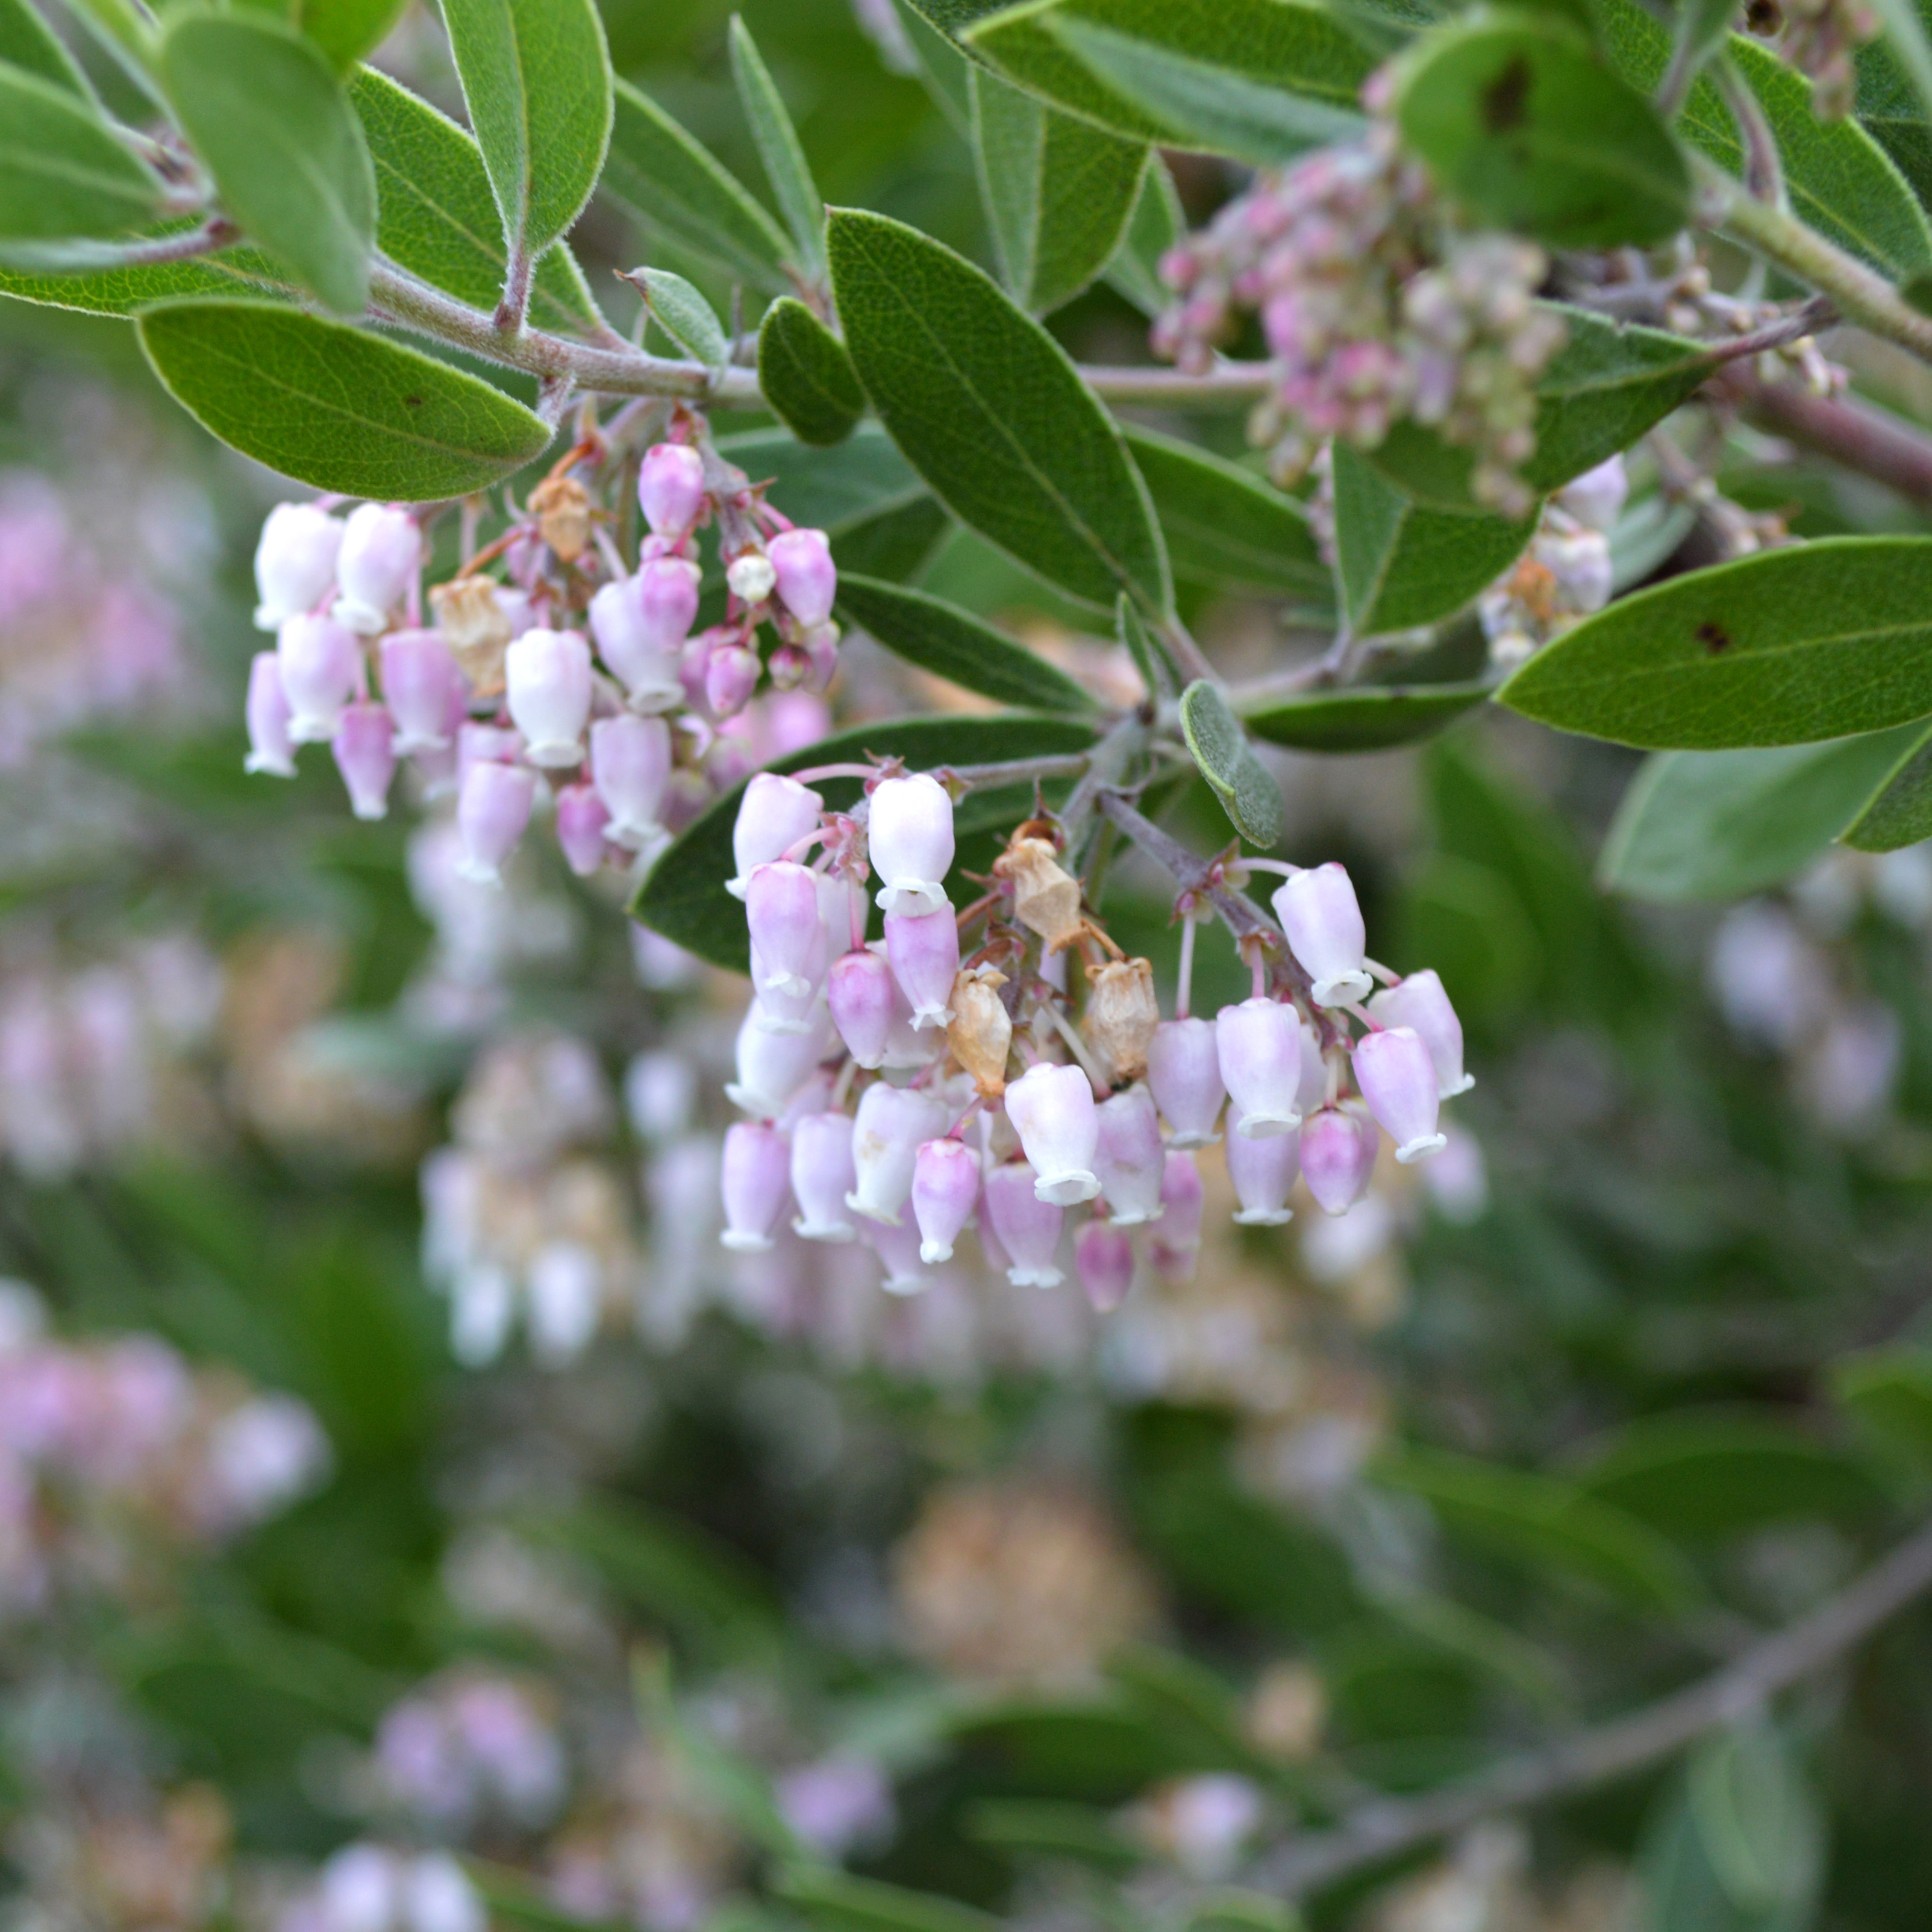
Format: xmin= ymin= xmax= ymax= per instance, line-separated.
xmin=1272 ymin=863 xmax=1373 ymax=1007
xmin=1215 ymin=997 xmax=1305 ymax=1139
xmin=1094 ymin=1085 xmax=1165 ymax=1225
xmin=1002 ymin=1061 xmax=1101 ymax=1205
xmin=333 ymin=503 xmax=422 ymax=635
xmin=869 ymin=773 xmax=954 ymax=916
xmin=1146 ymin=1016 xmax=1225 ymax=1148
xmin=254 ymin=501 xmax=343 ymax=631
xmin=1368 ymin=969 xmax=1472 ymax=1098
xmin=1227 ymin=1127 xmax=1299 ymax=1226
xmin=790 ymin=1111 xmax=858 ymax=1242
xmin=845 ymin=1081 xmax=948 ymax=1226
xmin=983 ymin=1161 xmax=1064 ymax=1287
xmin=729 ymin=772 xmax=824 ymax=899
xmin=1352 ymin=1025 xmax=1446 ymax=1163
xmin=505 ymin=628 xmax=592 ymax=767
xmin=720 ymin=1121 xmax=791 ymax=1252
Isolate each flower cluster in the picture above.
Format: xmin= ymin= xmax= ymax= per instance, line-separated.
xmin=1766 ymin=0 xmax=1879 ymax=116
xmin=1154 ymin=111 xmax=1566 ymax=516
xmin=280 ymin=1845 xmax=486 ymax=1932
xmin=374 ymin=1669 xmax=567 ymax=1831
xmin=719 ymin=769 xmax=1472 ymax=1307
xmin=1478 ymin=454 xmax=1625 ymax=668
xmin=241 ymin=420 xmax=839 ymax=889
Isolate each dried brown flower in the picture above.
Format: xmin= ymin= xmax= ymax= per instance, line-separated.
xmin=1083 ymin=955 xmax=1158 ymax=1081
xmin=946 ymin=968 xmax=1011 ymax=1098
xmin=530 ymin=475 xmax=593 ymax=563
xmin=995 ymin=834 xmax=1085 ymax=952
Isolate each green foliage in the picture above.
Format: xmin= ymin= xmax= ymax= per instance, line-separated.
xmin=0 ymin=63 xmax=159 ymax=247
xmin=1179 ymin=678 xmax=1286 ymax=847
xmin=1239 ymin=680 xmax=1493 ymax=752
xmin=1102 ymin=154 xmax=1183 ymax=313
xmin=757 ymin=298 xmax=866 ymax=446
xmin=728 ymin=15 xmax=827 ymax=277
xmin=136 ymin=299 xmax=551 ymax=497
xmin=0 ymin=225 xmax=292 ymax=313
xmin=295 ymin=0 xmax=408 ymax=70
xmin=0 ymin=0 xmax=93 ymax=98
xmin=1841 ymin=722 xmax=1932 ymax=851
xmin=1833 ymin=1346 xmax=1932 ymax=1468
xmin=634 ymin=266 xmax=728 ymax=373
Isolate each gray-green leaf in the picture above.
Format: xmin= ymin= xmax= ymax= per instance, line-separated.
xmin=1180 ymin=679 xmax=1284 ymax=847
xmin=0 ymin=64 xmax=159 ymax=245
xmin=827 ymin=206 xmax=1170 ymax=614
xmin=757 ymin=298 xmax=866 ymax=446
xmin=1240 ymin=679 xmax=1493 ymax=752
xmin=1837 ymin=720 xmax=1932 ymax=851
xmin=137 ymin=299 xmax=551 ymax=498
xmin=728 ymin=16 xmax=825 ymax=276
xmin=0 ymin=0 xmax=94 ymax=98
xmin=158 ymin=15 xmax=374 ymax=315
xmin=1103 ymin=154 xmax=1182 ymax=314
xmin=634 ymin=266 xmax=727 ymax=374
xmin=299 ymin=0 xmax=407 ymax=69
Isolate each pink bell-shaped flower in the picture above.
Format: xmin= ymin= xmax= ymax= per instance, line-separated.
xmin=751 ymin=922 xmax=828 ymax=1034
xmin=277 ymin=612 xmax=360 ymax=744
xmin=1094 ymin=1086 xmax=1165 ymax=1226
xmin=254 ymin=501 xmax=343 ymax=631
xmin=1273 ymin=863 xmax=1373 ymax=1007
xmin=725 ymin=1004 xmax=830 ymax=1118
xmin=846 ymin=1081 xmax=948 ymax=1226
xmin=828 ymin=946 xmax=894 ymax=1069
xmin=588 ymin=568 xmax=688 ymax=713
xmin=243 ymin=652 xmax=296 ymax=777
xmin=983 ymin=1161 xmax=1065 ymax=1287
xmin=1227 ymin=1126 xmax=1299 ymax=1226
xmin=1352 ymin=1025 xmax=1446 ymax=1163
xmin=639 ymin=442 xmax=706 ymax=540
xmin=1146 ymin=1016 xmax=1225 ymax=1148
xmin=455 ymin=758 xmax=537 ymax=886
xmin=1215 ymin=997 xmax=1305 ymax=1139
xmin=747 ymin=861 xmax=827 ymax=1003
xmin=333 ymin=503 xmax=421 ymax=635
xmin=911 ymin=1136 xmax=980 ymax=1263
xmin=1003 ymin=1061 xmax=1101 ymax=1206
xmin=1368 ymin=969 xmax=1472 ymax=1098
xmin=380 ymin=628 xmax=462 ymax=755
xmin=590 ymin=714 xmax=672 ymax=849
xmin=719 ymin=1120 xmax=790 ymax=1252
xmin=790 ymin=1111 xmax=858 ymax=1242
xmin=1075 ymin=1219 xmax=1134 ymax=1312
xmin=705 ymin=640 xmax=762 ymax=719
xmin=860 ymin=1213 xmax=930 ymax=1295
xmin=884 ymin=907 xmax=959 ymax=1031
xmin=1151 ymin=1149 xmax=1204 ymax=1281
xmin=505 ymin=628 xmax=592 ymax=767
xmin=768 ymin=528 xmax=837 ymax=627
xmin=331 ymin=702 xmax=396 ymax=821
xmin=1301 ymin=1102 xmax=1380 ymax=1215
xmin=869 ymin=773 xmax=954 ymax=916
xmin=554 ymin=783 xmax=611 ymax=877
xmin=730 ymin=772 xmax=824 ymax=899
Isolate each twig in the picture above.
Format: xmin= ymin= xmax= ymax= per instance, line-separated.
xmin=1716 ymin=367 xmax=1932 ymax=508
xmin=495 ymin=240 xmax=534 ymax=336
xmin=1248 ymin=1513 xmax=1932 ymax=1901
xmin=1712 ymin=51 xmax=1784 ymax=207
xmin=1096 ymin=792 xmax=1277 ymax=949
xmin=1700 ymin=295 xmax=1837 ymax=363
xmin=1057 ymin=713 xmax=1152 ymax=845
xmin=1070 ymin=362 xmax=1277 ymax=405
xmin=0 ymin=217 xmax=242 ymax=275
xmin=939 ymin=752 xmax=1095 ymax=790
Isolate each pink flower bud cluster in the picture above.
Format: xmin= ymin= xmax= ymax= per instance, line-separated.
xmin=242 ymin=422 xmax=840 ymax=893
xmin=374 ymin=1670 xmax=567 ymax=1830
xmin=1769 ymin=0 xmax=1878 ymax=116
xmin=1478 ymin=454 xmax=1624 ymax=669
xmin=1152 ymin=119 xmax=1566 ymax=516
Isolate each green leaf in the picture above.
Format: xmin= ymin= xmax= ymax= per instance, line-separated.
xmin=158 ymin=16 xmax=374 ymax=314
xmin=0 ymin=0 xmax=94 ymax=98
xmin=1331 ymin=440 xmax=1533 ymax=633
xmin=1501 ymin=537 xmax=1932 ymax=749
xmin=833 ymin=574 xmax=1098 ymax=711
xmin=299 ymin=0 xmax=407 ymax=69
xmin=1104 ymin=153 xmax=1182 ymax=314
xmin=893 ymin=0 xmax=975 ymax=134
xmin=1833 ymin=1345 xmax=1932 ymax=1468
xmin=713 ymin=423 xmax=925 ymax=535
xmin=1122 ymin=424 xmax=1331 ymax=604
xmin=349 ymin=67 xmax=602 ymax=337
xmin=1840 ymin=717 xmax=1932 ymax=851
xmin=835 ymin=496 xmax=952 ymax=580
xmin=1392 ymin=13 xmax=1691 ymax=248
xmin=0 ymin=64 xmax=159 ymax=244
xmin=828 ymin=207 xmax=1170 ymax=614
xmin=1598 ymin=725 xmax=1932 ymax=900
xmin=602 ymin=78 xmax=792 ymax=293
xmin=1863 ymin=0 xmax=1932 ymax=137
xmin=1857 ymin=31 xmax=1932 ymax=209
xmin=634 ymin=266 xmax=728 ymax=373
xmin=631 ymin=713 xmax=1098 ymax=970
xmin=439 ymin=0 xmax=611 ymax=272
xmin=757 ymin=297 xmax=866 ymax=446
xmin=728 ymin=15 xmax=825 ymax=275
xmin=1117 ymin=591 xmax=1176 ymax=700
xmin=0 ymin=226 xmax=292 ymax=314
xmin=970 ymin=63 xmax=1147 ymax=314
xmin=964 ymin=0 xmax=1375 ymax=163
xmin=1665 ymin=0 xmax=1739 ymax=104
xmin=964 ymin=1800 xmax=1141 ymax=1870
xmin=137 ymin=299 xmax=551 ymax=498
xmin=1240 ymin=680 xmax=1493 ymax=752
xmin=1686 ymin=1725 xmax=1825 ymax=1919
xmin=1179 ymin=679 xmax=1284 ymax=847
xmin=775 ymin=1871 xmax=1001 ymax=1932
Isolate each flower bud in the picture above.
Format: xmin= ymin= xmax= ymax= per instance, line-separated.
xmin=1367 ymin=969 xmax=1471 ymax=1098
xmin=747 ymin=861 xmax=827 ymax=1002
xmin=884 ymin=907 xmax=959 ymax=1030
xmin=1003 ymin=1061 xmax=1101 ymax=1206
xmin=589 ymin=714 xmax=672 ymax=849
xmin=727 ymin=548 xmax=777 ymax=606
xmin=1227 ymin=1125 xmax=1299 ymax=1226
xmin=791 ymin=1111 xmax=858 ymax=1242
xmin=804 ymin=621 xmax=841 ymax=691
xmin=861 ymin=1213 xmax=930 ymax=1294
xmin=730 ymin=772 xmax=824 ymax=899
xmin=380 ymin=628 xmax=463 ymax=754
xmin=554 ymin=783 xmax=611 ymax=877
xmin=254 ymin=501 xmax=343 ymax=630
xmin=869 ymin=774 xmax=955 ymax=917
xmin=720 ymin=1120 xmax=791 ymax=1252
xmin=1215 ymin=997 xmax=1306 ymax=1139
xmin=1094 ymin=1085 xmax=1165 ymax=1225
xmin=1151 ymin=1149 xmax=1204 ymax=1281
xmin=1146 ymin=1017 xmax=1225 ymax=1148
xmin=243 ymin=651 xmax=297 ymax=777
xmin=984 ymin=1161 xmax=1064 ymax=1287
xmin=455 ymin=758 xmax=537 ymax=886
xmin=828 ymin=946 xmax=894 ymax=1069
xmin=1352 ymin=1025 xmax=1446 ymax=1163
xmin=846 ymin=1081 xmax=948 ymax=1225
xmin=705 ymin=640 xmax=762 ymax=719
xmin=590 ymin=563 xmax=699 ymax=711
xmin=505 ymin=627 xmax=592 ymax=767
xmin=1556 ymin=453 xmax=1627 ymax=534
xmin=1083 ymin=955 xmax=1159 ymax=1080
xmin=911 ymin=1136 xmax=980 ymax=1263
xmin=1075 ymin=1219 xmax=1134 ymax=1312
xmin=1300 ymin=1102 xmax=1378 ymax=1215
xmin=946 ymin=968 xmax=1012 ymax=1098
xmin=725 ymin=1004 xmax=830 ymax=1117
xmin=769 ymin=527 xmax=837 ymax=627
xmin=277 ymin=611 xmax=360 ymax=743
xmin=995 ymin=834 xmax=1084 ymax=951
xmin=331 ymin=701 xmax=396 ymax=820
xmin=1272 ymin=864 xmax=1372 ymax=1007
xmin=530 ymin=474 xmax=591 ymax=561
xmin=431 ymin=577 xmax=514 ymax=696
xmin=639 ymin=442 xmax=706 ymax=540
xmin=333 ymin=503 xmax=422 ymax=635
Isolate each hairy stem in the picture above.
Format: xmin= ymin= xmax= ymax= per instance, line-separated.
xmin=940 ymin=752 xmax=1095 ymax=790
xmin=1248 ymin=1513 xmax=1932 ymax=1901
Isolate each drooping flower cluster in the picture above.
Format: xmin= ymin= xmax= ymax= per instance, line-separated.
xmin=718 ymin=767 xmax=1472 ymax=1308
xmin=1154 ymin=113 xmax=1566 ymax=516
xmin=242 ymin=417 xmax=839 ymax=889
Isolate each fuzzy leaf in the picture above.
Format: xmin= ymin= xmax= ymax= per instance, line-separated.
xmin=1179 ymin=679 xmax=1284 ymax=847
xmin=728 ymin=16 xmax=825 ymax=274
xmin=299 ymin=0 xmax=407 ymax=68
xmin=1240 ymin=680 xmax=1493 ymax=752
xmin=0 ymin=225 xmax=291 ymax=314
xmin=1104 ymin=154 xmax=1183 ymax=314
xmin=1841 ymin=719 xmax=1932 ymax=850
xmin=634 ymin=266 xmax=727 ymax=372
xmin=757 ymin=298 xmax=866 ymax=446
xmin=0 ymin=0 xmax=93 ymax=97
xmin=828 ymin=206 xmax=1169 ymax=613
xmin=137 ymin=299 xmax=551 ymax=499
xmin=0 ymin=64 xmax=160 ymax=246
xmin=1116 ymin=592 xmax=1176 ymax=700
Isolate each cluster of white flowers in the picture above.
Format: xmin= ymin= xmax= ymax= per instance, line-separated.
xmin=1478 ymin=455 xmax=1626 ymax=668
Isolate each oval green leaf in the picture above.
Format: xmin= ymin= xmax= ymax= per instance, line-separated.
xmin=757 ymin=297 xmax=866 ymax=446
xmin=1179 ymin=678 xmax=1284 ymax=846
xmin=634 ymin=266 xmax=727 ymax=373
xmin=0 ymin=64 xmax=160 ymax=243
xmin=299 ymin=0 xmax=407 ymax=69
xmin=728 ymin=14 xmax=825 ymax=275
xmin=1104 ymin=154 xmax=1183 ymax=314
xmin=0 ymin=0 xmax=94 ymax=98
xmin=1841 ymin=718 xmax=1932 ymax=851
xmin=0 ymin=226 xmax=292 ymax=315
xmin=1241 ymin=680 xmax=1493 ymax=752
xmin=1833 ymin=1344 xmax=1932 ymax=1468
xmin=137 ymin=299 xmax=551 ymax=498
xmin=159 ymin=15 xmax=374 ymax=315
xmin=828 ymin=206 xmax=1169 ymax=614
